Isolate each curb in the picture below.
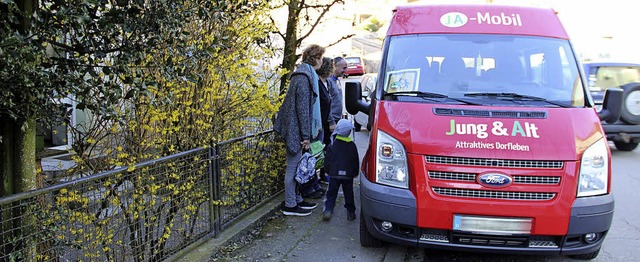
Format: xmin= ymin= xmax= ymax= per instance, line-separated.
xmin=173 ymin=192 xmax=284 ymax=262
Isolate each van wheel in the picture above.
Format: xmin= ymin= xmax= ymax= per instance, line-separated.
xmin=620 ymin=83 xmax=640 ymax=124
xmin=568 ymin=248 xmax=600 ymax=260
xmin=354 ymin=122 xmax=362 ymax=132
xmin=614 ymin=140 xmax=639 ymax=151
xmin=360 ymin=211 xmax=383 ymax=247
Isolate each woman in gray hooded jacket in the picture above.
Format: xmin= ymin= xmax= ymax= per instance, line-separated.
xmin=273 ymin=44 xmax=325 ymax=216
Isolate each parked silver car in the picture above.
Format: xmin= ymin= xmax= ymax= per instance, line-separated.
xmin=353 ymin=73 xmax=377 ymax=131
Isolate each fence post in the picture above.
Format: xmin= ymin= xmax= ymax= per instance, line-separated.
xmin=208 ymin=144 xmax=215 ymax=237
xmin=209 ymin=143 xmax=222 ymax=238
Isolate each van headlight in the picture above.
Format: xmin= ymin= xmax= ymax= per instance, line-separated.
xmin=376 ymin=130 xmax=409 ymax=189
xmin=577 ymin=139 xmax=609 ymax=197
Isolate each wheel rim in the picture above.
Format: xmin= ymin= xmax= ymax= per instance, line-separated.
xmin=625 ymin=90 xmax=640 ymax=116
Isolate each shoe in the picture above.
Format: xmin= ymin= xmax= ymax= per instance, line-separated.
xmin=298 ymin=201 xmax=317 ymax=210
xmin=316 ymin=188 xmax=326 ymax=194
xmin=322 ymin=211 xmax=332 ymax=221
xmin=303 ymin=191 xmax=323 ymax=199
xmin=281 ymin=205 xmax=312 ymax=216
xmin=347 ymin=212 xmax=356 ymax=221
xmin=319 ymin=174 xmax=329 ymax=185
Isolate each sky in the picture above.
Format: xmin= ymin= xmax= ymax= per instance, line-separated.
xmin=542 ymin=0 xmax=639 ymax=62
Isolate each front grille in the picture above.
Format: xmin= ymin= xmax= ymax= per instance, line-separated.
xmin=426 ymin=156 xmax=563 ymax=169
xmin=433 ymin=187 xmax=556 ymax=200
xmin=433 ymin=108 xmax=547 ymax=119
xmin=530 ymin=240 xmax=559 ymax=248
xmin=428 ymin=171 xmax=476 ymax=181
xmin=452 ymin=233 xmax=529 ymax=247
xmin=514 ymin=175 xmax=561 ymax=184
xmin=428 ymin=171 xmax=561 ymax=185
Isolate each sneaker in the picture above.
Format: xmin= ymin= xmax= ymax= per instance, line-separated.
xmin=347 ymin=212 xmax=356 ymax=221
xmin=281 ymin=205 xmax=312 ymax=216
xmin=298 ymin=201 xmax=318 ymax=210
xmin=322 ymin=211 xmax=332 ymax=221
xmin=303 ymin=191 xmax=323 ymax=199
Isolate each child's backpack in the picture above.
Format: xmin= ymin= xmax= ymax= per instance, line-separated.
xmin=295 ymin=152 xmax=316 ymax=184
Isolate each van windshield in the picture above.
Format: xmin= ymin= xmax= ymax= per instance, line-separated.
xmin=381 ymin=34 xmax=585 ymax=107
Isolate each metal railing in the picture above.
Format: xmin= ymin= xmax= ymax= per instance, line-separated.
xmin=0 ymin=130 xmax=285 ymax=262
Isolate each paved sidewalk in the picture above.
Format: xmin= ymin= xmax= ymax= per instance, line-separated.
xmin=174 ymin=130 xmax=407 ymax=262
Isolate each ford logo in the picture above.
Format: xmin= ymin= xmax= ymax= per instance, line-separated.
xmin=478 ymin=173 xmax=512 ymax=187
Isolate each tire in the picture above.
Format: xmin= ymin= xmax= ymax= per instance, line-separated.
xmin=568 ymin=248 xmax=600 ymax=260
xmin=619 ymin=83 xmax=640 ymax=124
xmin=614 ymin=140 xmax=639 ymax=151
xmin=354 ymin=122 xmax=362 ymax=132
xmin=360 ymin=211 xmax=383 ymax=247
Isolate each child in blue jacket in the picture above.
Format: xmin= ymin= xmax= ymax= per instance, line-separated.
xmin=322 ymin=119 xmax=359 ymax=221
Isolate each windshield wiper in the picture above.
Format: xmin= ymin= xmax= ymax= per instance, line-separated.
xmin=463 ymin=92 xmax=570 ymax=107
xmin=385 ymin=91 xmax=448 ymax=98
xmin=385 ymin=91 xmax=481 ymax=105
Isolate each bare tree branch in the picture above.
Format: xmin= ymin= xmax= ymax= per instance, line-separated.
xmin=325 ymin=33 xmax=355 ymax=49
xmin=269 ymin=16 xmax=285 ymax=39
xmin=297 ymin=0 xmax=343 ymax=43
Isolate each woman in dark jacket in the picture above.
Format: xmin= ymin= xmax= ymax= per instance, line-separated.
xmin=318 ymin=57 xmax=334 ymax=146
xmin=318 ymin=57 xmax=335 ymax=184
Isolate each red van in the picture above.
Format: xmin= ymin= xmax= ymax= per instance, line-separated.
xmin=346 ymin=4 xmax=623 ymax=260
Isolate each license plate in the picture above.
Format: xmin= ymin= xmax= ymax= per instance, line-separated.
xmin=453 ymin=215 xmax=532 ymax=235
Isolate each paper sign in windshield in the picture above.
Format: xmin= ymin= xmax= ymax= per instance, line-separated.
xmin=385 ymin=69 xmax=419 ymax=92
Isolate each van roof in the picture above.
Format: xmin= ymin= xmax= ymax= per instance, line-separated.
xmin=387 ymin=4 xmax=568 ymax=39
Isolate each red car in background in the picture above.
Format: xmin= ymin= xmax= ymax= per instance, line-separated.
xmin=344 ymin=56 xmax=365 ymax=77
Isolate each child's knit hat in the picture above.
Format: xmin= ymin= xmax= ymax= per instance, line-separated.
xmin=331 ymin=119 xmax=354 ymax=142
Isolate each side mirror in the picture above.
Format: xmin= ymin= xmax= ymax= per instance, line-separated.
xmin=345 ymin=82 xmax=370 ymax=115
xmin=598 ymin=88 xmax=623 ymax=124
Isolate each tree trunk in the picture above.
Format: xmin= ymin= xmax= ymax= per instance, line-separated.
xmin=15 ymin=117 xmax=37 ymax=194
xmin=16 ymin=117 xmax=37 ymax=260
xmin=0 ymin=117 xmax=37 ymax=259
xmin=279 ymin=0 xmax=301 ymax=95
xmin=2 ymin=0 xmax=38 ymax=257
xmin=14 ymin=1 xmax=40 ymax=257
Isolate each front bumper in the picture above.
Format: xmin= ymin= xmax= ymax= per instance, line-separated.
xmin=602 ymin=122 xmax=640 ymax=142
xmin=360 ymin=175 xmax=613 ymax=255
